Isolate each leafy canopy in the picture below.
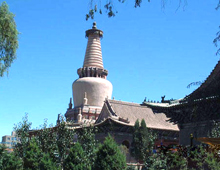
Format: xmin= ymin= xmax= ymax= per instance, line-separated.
xmin=0 ymin=145 xmax=22 ymax=170
xmin=131 ymin=119 xmax=155 ymax=162
xmin=63 ymin=142 xmax=89 ymax=170
xmin=0 ymin=1 xmax=18 ymax=77
xmin=86 ymin=0 xmax=220 ymax=56
xmin=77 ymin=126 xmax=98 ymax=169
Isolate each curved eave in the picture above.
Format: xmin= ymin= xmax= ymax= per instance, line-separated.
xmin=143 ymin=95 xmax=220 ymax=111
xmin=185 ymin=60 xmax=220 ymax=100
xmin=196 ymin=137 xmax=220 ymax=146
xmin=95 ymin=117 xmax=179 ymax=132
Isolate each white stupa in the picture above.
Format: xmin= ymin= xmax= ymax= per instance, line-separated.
xmin=65 ymin=22 xmax=113 ymax=122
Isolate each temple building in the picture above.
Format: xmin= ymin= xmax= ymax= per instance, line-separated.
xmin=62 ymin=22 xmax=179 ymax=151
xmin=143 ymin=60 xmax=220 ymax=145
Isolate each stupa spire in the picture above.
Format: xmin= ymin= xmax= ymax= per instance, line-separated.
xmin=83 ymin=22 xmax=103 ymax=68
xmin=77 ymin=22 xmax=108 ymax=79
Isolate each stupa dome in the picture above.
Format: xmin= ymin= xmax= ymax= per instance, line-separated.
xmin=72 ymin=77 xmax=112 ymax=107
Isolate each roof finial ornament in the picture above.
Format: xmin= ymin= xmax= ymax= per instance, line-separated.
xmin=56 ymin=113 xmax=61 ymax=125
xmin=161 ymin=95 xmax=165 ymax=102
xmin=92 ymin=22 xmax=97 ymax=29
xmin=68 ymin=98 xmax=72 ymax=110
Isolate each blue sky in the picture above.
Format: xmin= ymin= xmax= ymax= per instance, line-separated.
xmin=0 ymin=0 xmax=219 ymax=138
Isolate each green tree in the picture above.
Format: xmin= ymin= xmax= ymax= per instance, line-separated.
xmin=166 ymin=151 xmax=187 ymax=170
xmin=32 ymin=115 xmax=75 ymax=168
xmin=77 ymin=126 xmax=97 ymax=169
xmin=22 ymin=137 xmax=58 ymax=170
xmin=188 ymin=145 xmax=220 ymax=170
xmin=0 ymin=1 xmax=19 ymax=77
xmin=39 ymin=152 xmax=59 ymax=170
xmin=35 ymin=119 xmax=58 ymax=163
xmin=23 ymin=138 xmax=41 ymax=170
xmin=33 ymin=116 xmax=75 ymax=169
xmin=131 ymin=119 xmax=155 ymax=163
xmin=55 ymin=117 xmax=75 ymax=168
xmin=144 ymin=153 xmax=168 ymax=170
xmin=94 ymin=135 xmax=127 ymax=170
xmin=140 ymin=119 xmax=155 ymax=157
xmin=63 ymin=142 xmax=89 ymax=170
xmin=14 ymin=114 xmax=75 ymax=169
xmin=131 ymin=119 xmax=141 ymax=161
xmin=0 ymin=145 xmax=22 ymax=170
xmin=13 ymin=113 xmax=32 ymax=160
xmin=204 ymin=151 xmax=220 ymax=170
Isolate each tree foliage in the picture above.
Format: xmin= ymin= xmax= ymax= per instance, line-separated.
xmin=55 ymin=118 xmax=75 ymax=166
xmin=0 ymin=1 xmax=18 ymax=77
xmin=214 ymin=26 xmax=220 ymax=55
xmin=39 ymin=152 xmax=58 ymax=170
xmin=94 ymin=135 xmax=127 ymax=170
xmin=131 ymin=119 xmax=155 ymax=162
xmin=23 ymin=138 xmax=41 ymax=170
xmin=86 ymin=0 xmax=220 ymax=56
xmin=131 ymin=119 xmax=140 ymax=161
xmin=0 ymin=145 xmax=22 ymax=170
xmin=204 ymin=152 xmax=220 ymax=170
xmin=86 ymin=0 xmax=152 ymax=20
xmin=86 ymin=0 xmax=220 ymax=19
xmin=63 ymin=142 xmax=89 ymax=170
xmin=13 ymin=113 xmax=32 ymax=159
xmin=188 ymin=145 xmax=220 ymax=170
xmin=77 ymin=126 xmax=97 ymax=169
xmin=17 ymin=131 xmax=57 ymax=170
xmin=144 ymin=152 xmax=168 ymax=170
xmin=3 ymin=114 xmax=220 ymax=169
xmin=142 ymin=145 xmax=220 ymax=170
xmin=187 ymin=81 xmax=203 ymax=89
xmin=35 ymin=119 xmax=58 ymax=162
xmin=166 ymin=150 xmax=187 ymax=170
xmin=13 ymin=114 xmax=75 ymax=169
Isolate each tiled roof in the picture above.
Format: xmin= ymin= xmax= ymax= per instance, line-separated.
xmin=96 ymin=99 xmax=179 ymax=131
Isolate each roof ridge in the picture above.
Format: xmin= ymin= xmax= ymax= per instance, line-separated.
xmin=108 ymin=99 xmax=144 ymax=107
xmin=105 ymin=99 xmax=117 ymax=116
